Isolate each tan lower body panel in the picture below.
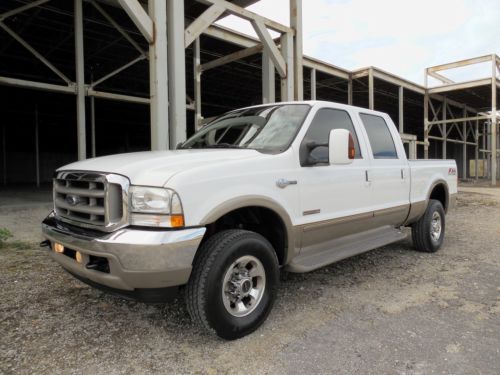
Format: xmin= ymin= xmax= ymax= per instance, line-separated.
xmin=298 ymin=204 xmax=410 ymax=263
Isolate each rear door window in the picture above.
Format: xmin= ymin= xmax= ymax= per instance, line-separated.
xmin=359 ymin=114 xmax=398 ymax=159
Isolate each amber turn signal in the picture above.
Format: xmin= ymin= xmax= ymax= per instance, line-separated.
xmin=170 ymin=215 xmax=185 ymax=228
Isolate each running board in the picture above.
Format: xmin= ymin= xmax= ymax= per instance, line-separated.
xmin=286 ymin=226 xmax=407 ymax=273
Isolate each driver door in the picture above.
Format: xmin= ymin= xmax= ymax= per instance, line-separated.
xmin=296 ymin=107 xmax=374 ymax=255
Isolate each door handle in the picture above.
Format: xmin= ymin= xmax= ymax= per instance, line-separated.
xmin=365 ymin=170 xmax=371 ymax=183
xmin=276 ymin=178 xmax=297 ymax=189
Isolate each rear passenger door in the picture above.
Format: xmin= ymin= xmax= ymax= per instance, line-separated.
xmin=358 ymin=113 xmax=410 ymax=226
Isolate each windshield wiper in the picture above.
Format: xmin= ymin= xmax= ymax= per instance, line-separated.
xmin=204 ymin=143 xmax=243 ymax=149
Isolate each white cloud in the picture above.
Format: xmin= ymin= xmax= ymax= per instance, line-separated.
xmin=216 ymin=0 xmax=500 ymax=84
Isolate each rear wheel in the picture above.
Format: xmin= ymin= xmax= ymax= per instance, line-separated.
xmin=412 ymin=199 xmax=445 ymax=253
xmin=185 ymin=229 xmax=279 ymax=340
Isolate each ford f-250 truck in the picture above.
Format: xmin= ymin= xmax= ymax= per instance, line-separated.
xmin=42 ymin=101 xmax=457 ymax=339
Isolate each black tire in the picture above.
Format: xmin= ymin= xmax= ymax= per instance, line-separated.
xmin=412 ymin=199 xmax=446 ymax=253
xmin=185 ymin=229 xmax=279 ymax=340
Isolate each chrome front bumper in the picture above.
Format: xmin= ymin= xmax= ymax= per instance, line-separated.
xmin=42 ymin=213 xmax=206 ymax=291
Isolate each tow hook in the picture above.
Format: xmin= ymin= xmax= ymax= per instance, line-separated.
xmin=40 ymin=240 xmax=50 ymax=248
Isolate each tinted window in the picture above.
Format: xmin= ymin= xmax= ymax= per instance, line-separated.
xmin=300 ymin=109 xmax=362 ymax=165
xmin=360 ymin=114 xmax=398 ymax=159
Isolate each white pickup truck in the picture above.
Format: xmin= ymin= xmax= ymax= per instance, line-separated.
xmin=42 ymin=101 xmax=457 ymax=339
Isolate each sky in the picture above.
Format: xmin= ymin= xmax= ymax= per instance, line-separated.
xmin=216 ymin=0 xmax=500 ymax=85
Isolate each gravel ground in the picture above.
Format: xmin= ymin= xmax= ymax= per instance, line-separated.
xmin=0 ymin=186 xmax=499 ymax=374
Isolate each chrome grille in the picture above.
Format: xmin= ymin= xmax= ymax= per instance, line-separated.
xmin=53 ymin=171 xmax=129 ymax=232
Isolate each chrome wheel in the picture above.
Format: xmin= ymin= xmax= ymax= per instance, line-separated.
xmin=222 ymin=255 xmax=266 ymax=317
xmin=430 ymin=211 xmax=442 ymax=242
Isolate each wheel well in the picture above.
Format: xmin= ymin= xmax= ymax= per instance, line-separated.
xmin=429 ymin=183 xmax=448 ymax=211
xmin=201 ymin=206 xmax=288 ymax=265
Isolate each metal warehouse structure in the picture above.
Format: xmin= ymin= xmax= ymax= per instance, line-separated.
xmin=0 ymin=0 xmax=498 ymax=186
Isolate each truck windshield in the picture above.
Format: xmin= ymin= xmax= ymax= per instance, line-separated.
xmin=180 ymin=104 xmax=311 ymax=153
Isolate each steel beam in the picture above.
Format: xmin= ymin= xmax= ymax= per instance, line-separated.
xmin=304 ymin=57 xmax=349 ymax=80
xmin=354 ymin=67 xmax=425 ymax=95
xmin=251 ymin=19 xmax=286 ymax=78
xmin=0 ymin=76 xmax=75 ymax=93
xmin=428 ymin=54 xmax=493 ymax=73
xmin=428 ymin=115 xmax=492 ymax=126
xmin=118 ymin=0 xmax=153 ymax=43
xmin=428 ymin=71 xmax=454 ymax=84
xmin=0 ymin=0 xmax=50 ymax=21
xmin=87 ymin=89 xmax=150 ymax=104
xmin=428 ymin=78 xmax=492 ymax=95
xmin=90 ymin=0 xmax=147 ymax=56
xmin=428 ymin=136 xmax=476 ymax=146
xmin=203 ymin=24 xmax=350 ymax=80
xmin=75 ymin=0 xmax=86 ymax=160
xmin=0 ymin=22 xmax=72 ymax=85
xmin=201 ymin=43 xmax=264 ymax=72
xmin=91 ymin=55 xmax=146 ymax=87
xmin=185 ymin=3 xmax=225 ymax=48
xmin=290 ymin=0 xmax=303 ymax=100
xmin=148 ymin=0 xmax=169 ymax=150
xmin=262 ymin=50 xmax=275 ymax=104
xmin=168 ymin=0 xmax=187 ymax=147
xmin=280 ymin=32 xmax=294 ymax=101
xmin=196 ymin=0 xmax=293 ymax=34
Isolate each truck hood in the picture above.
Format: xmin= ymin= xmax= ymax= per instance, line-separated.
xmin=58 ymin=149 xmax=262 ymax=186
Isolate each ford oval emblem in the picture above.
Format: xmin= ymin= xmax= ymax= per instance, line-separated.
xmin=66 ymin=195 xmax=80 ymax=206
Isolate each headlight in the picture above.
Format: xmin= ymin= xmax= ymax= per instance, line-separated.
xmin=129 ymin=186 xmax=184 ymax=228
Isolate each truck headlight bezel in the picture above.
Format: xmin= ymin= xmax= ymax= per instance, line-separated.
xmin=129 ymin=186 xmax=184 ymax=228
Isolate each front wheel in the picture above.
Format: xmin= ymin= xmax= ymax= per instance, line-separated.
xmin=411 ymin=199 xmax=446 ymax=253
xmin=185 ymin=229 xmax=279 ymax=340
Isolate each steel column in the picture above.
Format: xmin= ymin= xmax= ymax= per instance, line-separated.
xmin=149 ymin=0 xmax=169 ymax=151
xmin=398 ymin=86 xmax=404 ymax=133
xmin=492 ymin=56 xmax=498 ymax=185
xmin=280 ymin=32 xmax=294 ymax=101
xmin=167 ymin=0 xmax=187 ymax=147
xmin=75 ymin=0 xmax=86 ymax=160
xmin=193 ymin=37 xmax=202 ymax=129
xmin=442 ymin=98 xmax=447 ymax=159
xmin=475 ymin=119 xmax=479 ymax=179
xmin=290 ymin=0 xmax=303 ymax=100
xmin=90 ymin=74 xmax=96 ymax=158
xmin=462 ymin=108 xmax=467 ymax=179
xmin=368 ymin=68 xmax=374 ymax=110
xmin=35 ymin=107 xmax=40 ymax=187
xmin=347 ymin=75 xmax=353 ymax=105
xmin=310 ymin=68 xmax=316 ymax=100
xmin=262 ymin=50 xmax=275 ymax=104
xmin=2 ymin=123 xmax=5 ymax=186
